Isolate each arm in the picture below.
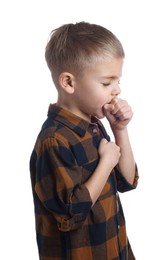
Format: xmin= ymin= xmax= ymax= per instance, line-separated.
xmin=32 ymin=135 xmax=120 ymax=231
xmin=31 ymin=137 xmax=93 ymax=232
xmin=113 ymin=128 xmax=135 ymax=184
xmin=103 ymin=98 xmax=136 ymax=185
xmin=85 ymin=138 xmax=121 ymax=204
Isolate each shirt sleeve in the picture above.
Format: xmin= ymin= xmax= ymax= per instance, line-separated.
xmin=115 ymin=164 xmax=139 ymax=193
xmin=32 ymin=136 xmax=92 ymax=232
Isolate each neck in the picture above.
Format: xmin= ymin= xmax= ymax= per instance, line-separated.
xmin=57 ymin=98 xmax=91 ymax=123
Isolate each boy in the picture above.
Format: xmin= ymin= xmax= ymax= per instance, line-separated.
xmin=30 ymin=22 xmax=138 ymax=260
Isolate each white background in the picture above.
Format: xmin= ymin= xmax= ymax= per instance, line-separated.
xmin=0 ymin=0 xmax=167 ymax=259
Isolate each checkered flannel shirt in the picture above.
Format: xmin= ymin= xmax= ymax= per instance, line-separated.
xmin=30 ymin=104 xmax=139 ymax=260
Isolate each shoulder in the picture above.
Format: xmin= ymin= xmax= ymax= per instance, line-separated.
xmin=36 ymin=118 xmax=81 ymax=151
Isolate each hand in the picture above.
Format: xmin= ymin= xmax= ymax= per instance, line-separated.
xmin=98 ymin=138 xmax=121 ymax=171
xmin=103 ymin=98 xmax=133 ymax=130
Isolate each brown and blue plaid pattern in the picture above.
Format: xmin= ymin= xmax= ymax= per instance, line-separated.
xmin=30 ymin=104 xmax=138 ymax=260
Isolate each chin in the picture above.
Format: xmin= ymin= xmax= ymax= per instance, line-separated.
xmin=95 ymin=112 xmax=105 ymax=119
xmin=91 ymin=108 xmax=105 ymax=119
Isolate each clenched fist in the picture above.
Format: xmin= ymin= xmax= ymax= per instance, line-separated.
xmin=103 ymin=98 xmax=133 ymax=130
xmin=98 ymin=138 xmax=121 ymax=171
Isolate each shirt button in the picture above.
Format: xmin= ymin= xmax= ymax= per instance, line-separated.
xmin=93 ymin=128 xmax=97 ymax=134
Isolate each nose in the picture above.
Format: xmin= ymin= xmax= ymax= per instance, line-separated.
xmin=112 ymin=84 xmax=121 ymax=96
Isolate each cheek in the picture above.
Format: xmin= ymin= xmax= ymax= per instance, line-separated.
xmin=93 ymin=92 xmax=107 ymax=104
xmin=78 ymin=83 xmax=108 ymax=106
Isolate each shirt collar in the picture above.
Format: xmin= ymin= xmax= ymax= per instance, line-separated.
xmin=47 ymin=104 xmax=99 ymax=137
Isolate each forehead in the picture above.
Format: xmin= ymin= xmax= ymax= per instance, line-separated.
xmin=84 ymin=58 xmax=124 ymax=78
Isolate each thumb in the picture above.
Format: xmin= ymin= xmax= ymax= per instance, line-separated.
xmin=100 ymin=138 xmax=108 ymax=144
xmin=103 ymin=103 xmax=113 ymax=114
xmin=98 ymin=138 xmax=108 ymax=154
xmin=103 ymin=104 xmax=116 ymax=123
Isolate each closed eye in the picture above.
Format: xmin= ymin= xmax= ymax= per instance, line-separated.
xmin=102 ymin=82 xmax=111 ymax=86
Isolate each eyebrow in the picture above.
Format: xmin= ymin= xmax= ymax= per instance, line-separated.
xmin=99 ymin=75 xmax=122 ymax=80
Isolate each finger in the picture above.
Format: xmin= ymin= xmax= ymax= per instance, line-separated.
xmin=101 ymin=138 xmax=108 ymax=144
xmin=111 ymin=100 xmax=129 ymax=115
xmin=103 ymin=103 xmax=114 ymax=112
xmin=118 ymin=111 xmax=133 ymax=121
xmin=112 ymin=97 xmax=120 ymax=105
xmin=113 ymin=106 xmax=130 ymax=116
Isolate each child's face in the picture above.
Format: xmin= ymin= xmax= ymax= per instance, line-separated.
xmin=72 ymin=57 xmax=123 ymax=121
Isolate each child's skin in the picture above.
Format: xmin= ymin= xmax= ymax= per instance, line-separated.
xmin=57 ymin=57 xmax=135 ymax=205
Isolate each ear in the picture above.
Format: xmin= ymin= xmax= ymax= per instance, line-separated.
xmin=58 ymin=72 xmax=75 ymax=94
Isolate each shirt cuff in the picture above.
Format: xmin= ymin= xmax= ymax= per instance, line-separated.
xmin=115 ymin=164 xmax=139 ymax=193
xmin=57 ymin=184 xmax=92 ymax=232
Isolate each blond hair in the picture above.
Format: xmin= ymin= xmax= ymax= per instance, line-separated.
xmin=45 ymin=22 xmax=125 ymax=86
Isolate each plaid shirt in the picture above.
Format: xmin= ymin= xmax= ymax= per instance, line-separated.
xmin=30 ymin=104 xmax=138 ymax=260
